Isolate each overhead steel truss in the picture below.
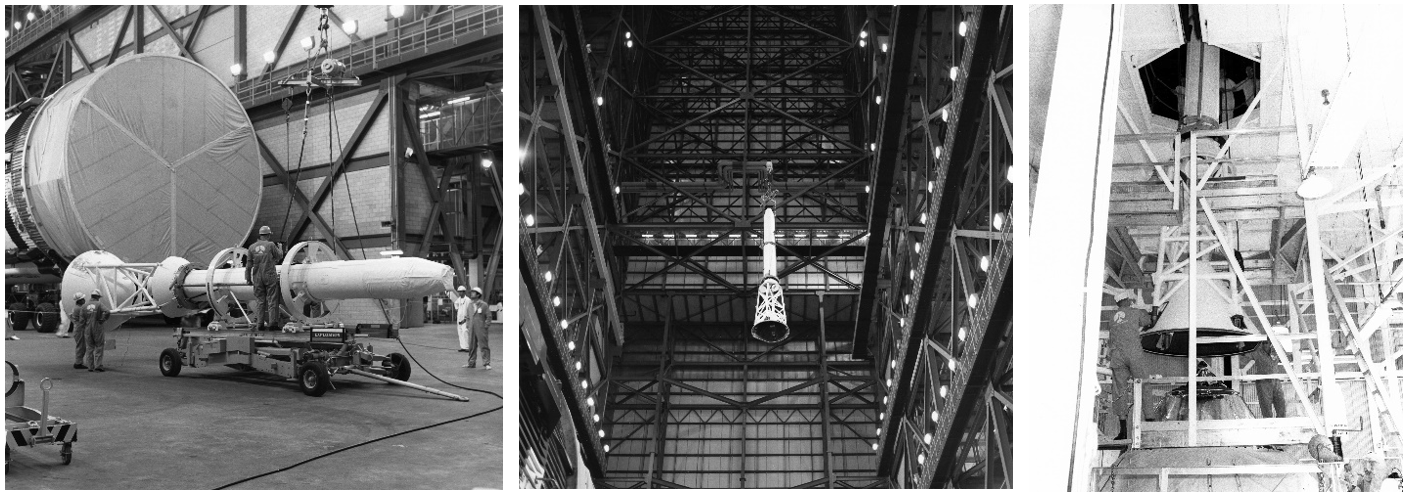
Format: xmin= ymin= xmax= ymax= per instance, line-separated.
xmin=522 ymin=5 xmax=1011 ymax=489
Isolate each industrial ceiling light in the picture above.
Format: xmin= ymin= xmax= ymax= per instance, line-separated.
xmin=917 ymin=453 xmax=926 ymax=464
xmin=940 ymin=107 xmax=949 ymax=122
xmin=625 ymin=31 xmax=632 ymax=39
xmin=41 ymin=5 xmax=50 ymax=11
xmin=919 ymin=213 xmax=927 ymax=225
xmin=890 ymin=359 xmax=896 ymax=369
xmin=559 ymin=319 xmax=568 ymax=329
xmin=992 ymin=212 xmax=1005 ymax=231
xmin=904 ymin=293 xmax=911 ymax=304
xmin=931 ymin=410 xmax=939 ymax=422
xmin=229 ymin=63 xmax=243 ymax=76
xmin=481 ymin=157 xmax=494 ymax=168
xmin=595 ymin=96 xmax=604 ymax=106
xmin=1297 ymin=167 xmax=1333 ymax=200
xmin=552 ymin=295 xmax=561 ymax=306
xmin=876 ymin=427 xmax=882 ymax=436
xmin=613 ymin=185 xmax=621 ymax=195
xmin=543 ymin=270 xmax=553 ymax=282
xmin=914 ymin=242 xmax=922 ymax=253
xmin=940 ymin=385 xmax=948 ymax=398
xmin=924 ymin=433 xmax=932 ymax=445
xmin=300 ymin=36 xmax=315 ymax=51
xmin=933 ymin=145 xmax=942 ymax=159
xmin=263 ymin=51 xmax=277 ymax=64
xmin=899 ymin=318 xmax=906 ymax=327
xmin=881 ymin=42 xmax=889 ymax=53
xmin=523 ymin=214 xmax=535 ymax=226
xmin=626 ymin=39 xmax=633 ymax=48
xmin=859 ymin=38 xmax=868 ymax=48
xmin=575 ymin=361 xmax=582 ymax=371
xmin=864 ymin=184 xmax=871 ymax=193
xmin=587 ymin=396 xmax=595 ymax=407
xmin=879 ymin=411 xmax=886 ymax=420
xmin=598 ymin=429 xmax=605 ymax=438
xmin=886 ymin=378 xmax=892 ymax=388
xmin=948 ymin=359 xmax=955 ymax=370
xmin=875 ymin=95 xmax=882 ymax=105
xmin=958 ymin=19 xmax=968 ymax=36
xmin=603 ymin=444 xmax=610 ymax=452
xmin=13 ymin=21 xmax=21 ymax=30
xmin=388 ymin=5 xmax=406 ymax=18
xmin=958 ymin=326 xmax=967 ymax=341
xmin=949 ymin=66 xmax=959 ymax=81
xmin=518 ymin=183 xmax=526 ymax=196
xmin=967 ymin=293 xmax=978 ymax=308
xmin=580 ymin=379 xmax=588 ymax=389
xmin=592 ymin=413 xmax=600 ymax=422
xmin=909 ymin=269 xmax=915 ymax=280
xmin=872 ymin=443 xmax=879 ymax=451
xmin=868 ymin=142 xmax=876 ymax=151
xmin=342 ymin=19 xmax=358 ymax=35
xmin=26 ymin=11 xmax=35 ymax=21
xmin=927 ymin=180 xmax=934 ymax=192
xmin=980 ymin=255 xmax=990 ymax=272
xmin=883 ymin=395 xmax=889 ymax=404
xmin=567 ymin=340 xmax=575 ymax=350
xmin=859 ymin=30 xmax=868 ymax=39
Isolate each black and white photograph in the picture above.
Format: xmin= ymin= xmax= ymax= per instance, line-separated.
xmin=520 ymin=5 xmax=1012 ymax=489
xmin=1028 ymin=4 xmax=1403 ymax=492
xmin=4 ymin=4 xmax=504 ymax=489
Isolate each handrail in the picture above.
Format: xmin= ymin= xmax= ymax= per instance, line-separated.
xmin=232 ymin=5 xmax=503 ymax=109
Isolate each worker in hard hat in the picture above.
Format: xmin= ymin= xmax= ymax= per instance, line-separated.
xmin=453 ymin=286 xmax=471 ymax=352
xmin=83 ymin=290 xmax=111 ymax=372
xmin=1246 ymin=340 xmax=1287 ymax=418
xmin=70 ymin=292 xmax=89 ymax=369
xmin=1108 ymin=289 xmax=1153 ymax=440
xmin=245 ymin=226 xmax=285 ymax=331
xmin=465 ymin=287 xmax=491 ymax=370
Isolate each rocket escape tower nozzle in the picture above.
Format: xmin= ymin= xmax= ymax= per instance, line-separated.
xmin=751 ymin=162 xmax=790 ymax=344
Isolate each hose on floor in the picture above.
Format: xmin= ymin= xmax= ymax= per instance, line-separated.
xmin=213 ymin=405 xmax=503 ymax=490
xmin=214 ymin=332 xmax=502 ymax=489
xmin=394 ymin=336 xmax=503 ymax=400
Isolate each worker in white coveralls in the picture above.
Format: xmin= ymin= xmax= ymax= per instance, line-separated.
xmin=465 ymin=287 xmax=491 ymax=370
xmin=83 ymin=289 xmax=111 ymax=372
xmin=245 ymin=226 xmax=284 ymax=331
xmin=71 ymin=292 xmax=89 ymax=369
xmin=1108 ymin=289 xmax=1153 ymax=440
xmin=453 ymin=286 xmax=471 ymax=352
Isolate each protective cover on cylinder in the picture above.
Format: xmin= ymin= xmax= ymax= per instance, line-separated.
xmin=21 ymin=53 xmax=262 ymax=263
xmin=1143 ymin=261 xmax=1259 ymax=356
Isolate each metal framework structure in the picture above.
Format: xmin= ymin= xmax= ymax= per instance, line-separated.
xmin=521 ymin=5 xmax=1012 ymax=489
xmin=1029 ymin=4 xmax=1401 ymax=491
xmin=6 ymin=5 xmax=504 ymax=300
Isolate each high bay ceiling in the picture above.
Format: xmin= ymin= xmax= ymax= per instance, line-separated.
xmin=522 ymin=5 xmax=1013 ymax=488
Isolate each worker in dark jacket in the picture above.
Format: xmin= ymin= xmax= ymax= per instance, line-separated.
xmin=71 ymin=293 xmax=89 ymax=369
xmin=245 ymin=226 xmax=285 ymax=331
xmin=1247 ymin=340 xmax=1287 ymax=418
xmin=84 ymin=289 xmax=111 ymax=372
xmin=1108 ymin=290 xmax=1153 ymax=440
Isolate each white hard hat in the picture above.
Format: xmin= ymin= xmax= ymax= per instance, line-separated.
xmin=73 ymin=292 xmax=84 ymax=301
xmin=456 ymin=286 xmax=467 ymax=292
xmin=90 ymin=289 xmax=102 ymax=297
xmin=470 ymin=287 xmax=483 ymax=295
xmin=1114 ymin=290 xmax=1135 ymax=303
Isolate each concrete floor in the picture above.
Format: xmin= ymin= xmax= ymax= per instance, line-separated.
xmin=4 ymin=320 xmax=503 ymax=489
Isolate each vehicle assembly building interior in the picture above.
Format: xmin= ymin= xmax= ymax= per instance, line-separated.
xmin=520 ymin=6 xmax=1013 ymax=489
xmin=5 ymin=5 xmax=504 ymax=488
xmin=1030 ymin=4 xmax=1402 ymax=492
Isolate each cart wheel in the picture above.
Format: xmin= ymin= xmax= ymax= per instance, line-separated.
xmin=384 ymin=353 xmax=412 ymax=382
xmin=61 ymin=443 xmax=72 ymax=465
xmin=298 ymin=361 xmax=331 ymax=397
xmin=159 ymin=348 xmax=183 ymax=377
